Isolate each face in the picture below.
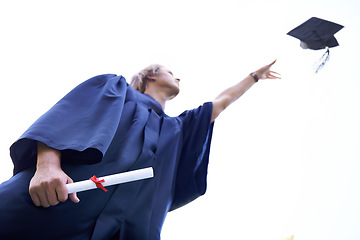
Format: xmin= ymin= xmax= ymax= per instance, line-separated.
xmin=151 ymin=67 xmax=180 ymax=99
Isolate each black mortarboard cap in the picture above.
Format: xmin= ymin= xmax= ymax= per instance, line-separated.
xmin=287 ymin=17 xmax=344 ymax=50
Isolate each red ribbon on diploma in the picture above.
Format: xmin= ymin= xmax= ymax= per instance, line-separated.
xmin=90 ymin=175 xmax=108 ymax=192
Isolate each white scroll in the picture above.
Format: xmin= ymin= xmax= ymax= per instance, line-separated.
xmin=66 ymin=167 xmax=154 ymax=194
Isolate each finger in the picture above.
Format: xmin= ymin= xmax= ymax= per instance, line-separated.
xmin=268 ymin=74 xmax=281 ymax=79
xmin=66 ymin=176 xmax=80 ymax=204
xmin=270 ymin=70 xmax=281 ymax=76
xmin=37 ymin=189 xmax=51 ymax=208
xmin=54 ymin=175 xmax=74 ymax=203
xmin=35 ymin=180 xmax=59 ymax=207
xmin=29 ymin=189 xmax=41 ymax=207
xmin=45 ymin=182 xmax=60 ymax=206
xmin=272 ymin=72 xmax=282 ymax=78
xmin=31 ymin=182 xmax=51 ymax=207
xmin=267 ymin=73 xmax=277 ymax=79
xmin=69 ymin=192 xmax=80 ymax=204
xmin=29 ymin=182 xmax=51 ymax=207
xmin=268 ymin=59 xmax=277 ymax=67
xmin=56 ymin=183 xmax=69 ymax=203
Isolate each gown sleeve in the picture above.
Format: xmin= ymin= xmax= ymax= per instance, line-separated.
xmin=170 ymin=102 xmax=214 ymax=211
xmin=10 ymin=74 xmax=128 ymax=174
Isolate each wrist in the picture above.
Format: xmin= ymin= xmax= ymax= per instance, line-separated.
xmin=250 ymin=72 xmax=260 ymax=82
xmin=37 ymin=142 xmax=61 ymax=170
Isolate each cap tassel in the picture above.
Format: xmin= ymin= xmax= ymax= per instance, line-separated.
xmin=314 ymin=47 xmax=330 ymax=73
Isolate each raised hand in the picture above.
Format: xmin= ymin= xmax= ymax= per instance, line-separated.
xmin=255 ymin=60 xmax=281 ymax=80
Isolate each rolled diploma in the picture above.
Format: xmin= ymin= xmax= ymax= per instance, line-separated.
xmin=66 ymin=167 xmax=154 ymax=194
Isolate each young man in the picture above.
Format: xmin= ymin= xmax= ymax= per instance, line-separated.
xmin=0 ymin=61 xmax=279 ymax=239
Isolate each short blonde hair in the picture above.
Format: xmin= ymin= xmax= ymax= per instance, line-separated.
xmin=131 ymin=64 xmax=164 ymax=93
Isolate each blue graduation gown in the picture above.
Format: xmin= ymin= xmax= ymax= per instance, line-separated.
xmin=0 ymin=74 xmax=214 ymax=240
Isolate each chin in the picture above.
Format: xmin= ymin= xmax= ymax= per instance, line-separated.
xmin=168 ymin=89 xmax=180 ymax=100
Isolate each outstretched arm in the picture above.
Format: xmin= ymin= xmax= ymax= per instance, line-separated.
xmin=211 ymin=60 xmax=280 ymax=123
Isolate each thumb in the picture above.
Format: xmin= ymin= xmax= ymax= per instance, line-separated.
xmin=268 ymin=59 xmax=277 ymax=67
xmin=69 ymin=192 xmax=80 ymax=203
xmin=67 ymin=176 xmax=80 ymax=203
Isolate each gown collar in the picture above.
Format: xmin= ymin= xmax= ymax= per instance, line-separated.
xmin=141 ymin=94 xmax=164 ymax=116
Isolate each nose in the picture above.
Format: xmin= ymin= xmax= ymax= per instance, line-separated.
xmin=176 ymin=78 xmax=180 ymax=82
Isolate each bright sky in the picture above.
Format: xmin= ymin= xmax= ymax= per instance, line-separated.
xmin=1 ymin=0 xmax=359 ymax=239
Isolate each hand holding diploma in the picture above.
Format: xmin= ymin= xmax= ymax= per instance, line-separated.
xmin=29 ymin=143 xmax=80 ymax=208
xmin=30 ymin=164 xmax=154 ymax=208
xmin=29 ymin=142 xmax=154 ymax=208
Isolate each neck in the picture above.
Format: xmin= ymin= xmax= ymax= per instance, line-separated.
xmin=144 ymin=88 xmax=169 ymax=110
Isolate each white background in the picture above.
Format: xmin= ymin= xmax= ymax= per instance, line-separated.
xmin=0 ymin=1 xmax=359 ymax=239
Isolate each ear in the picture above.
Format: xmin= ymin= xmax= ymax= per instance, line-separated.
xmin=146 ymin=75 xmax=156 ymax=81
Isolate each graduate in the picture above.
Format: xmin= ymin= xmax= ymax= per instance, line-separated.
xmin=0 ymin=61 xmax=280 ymax=239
